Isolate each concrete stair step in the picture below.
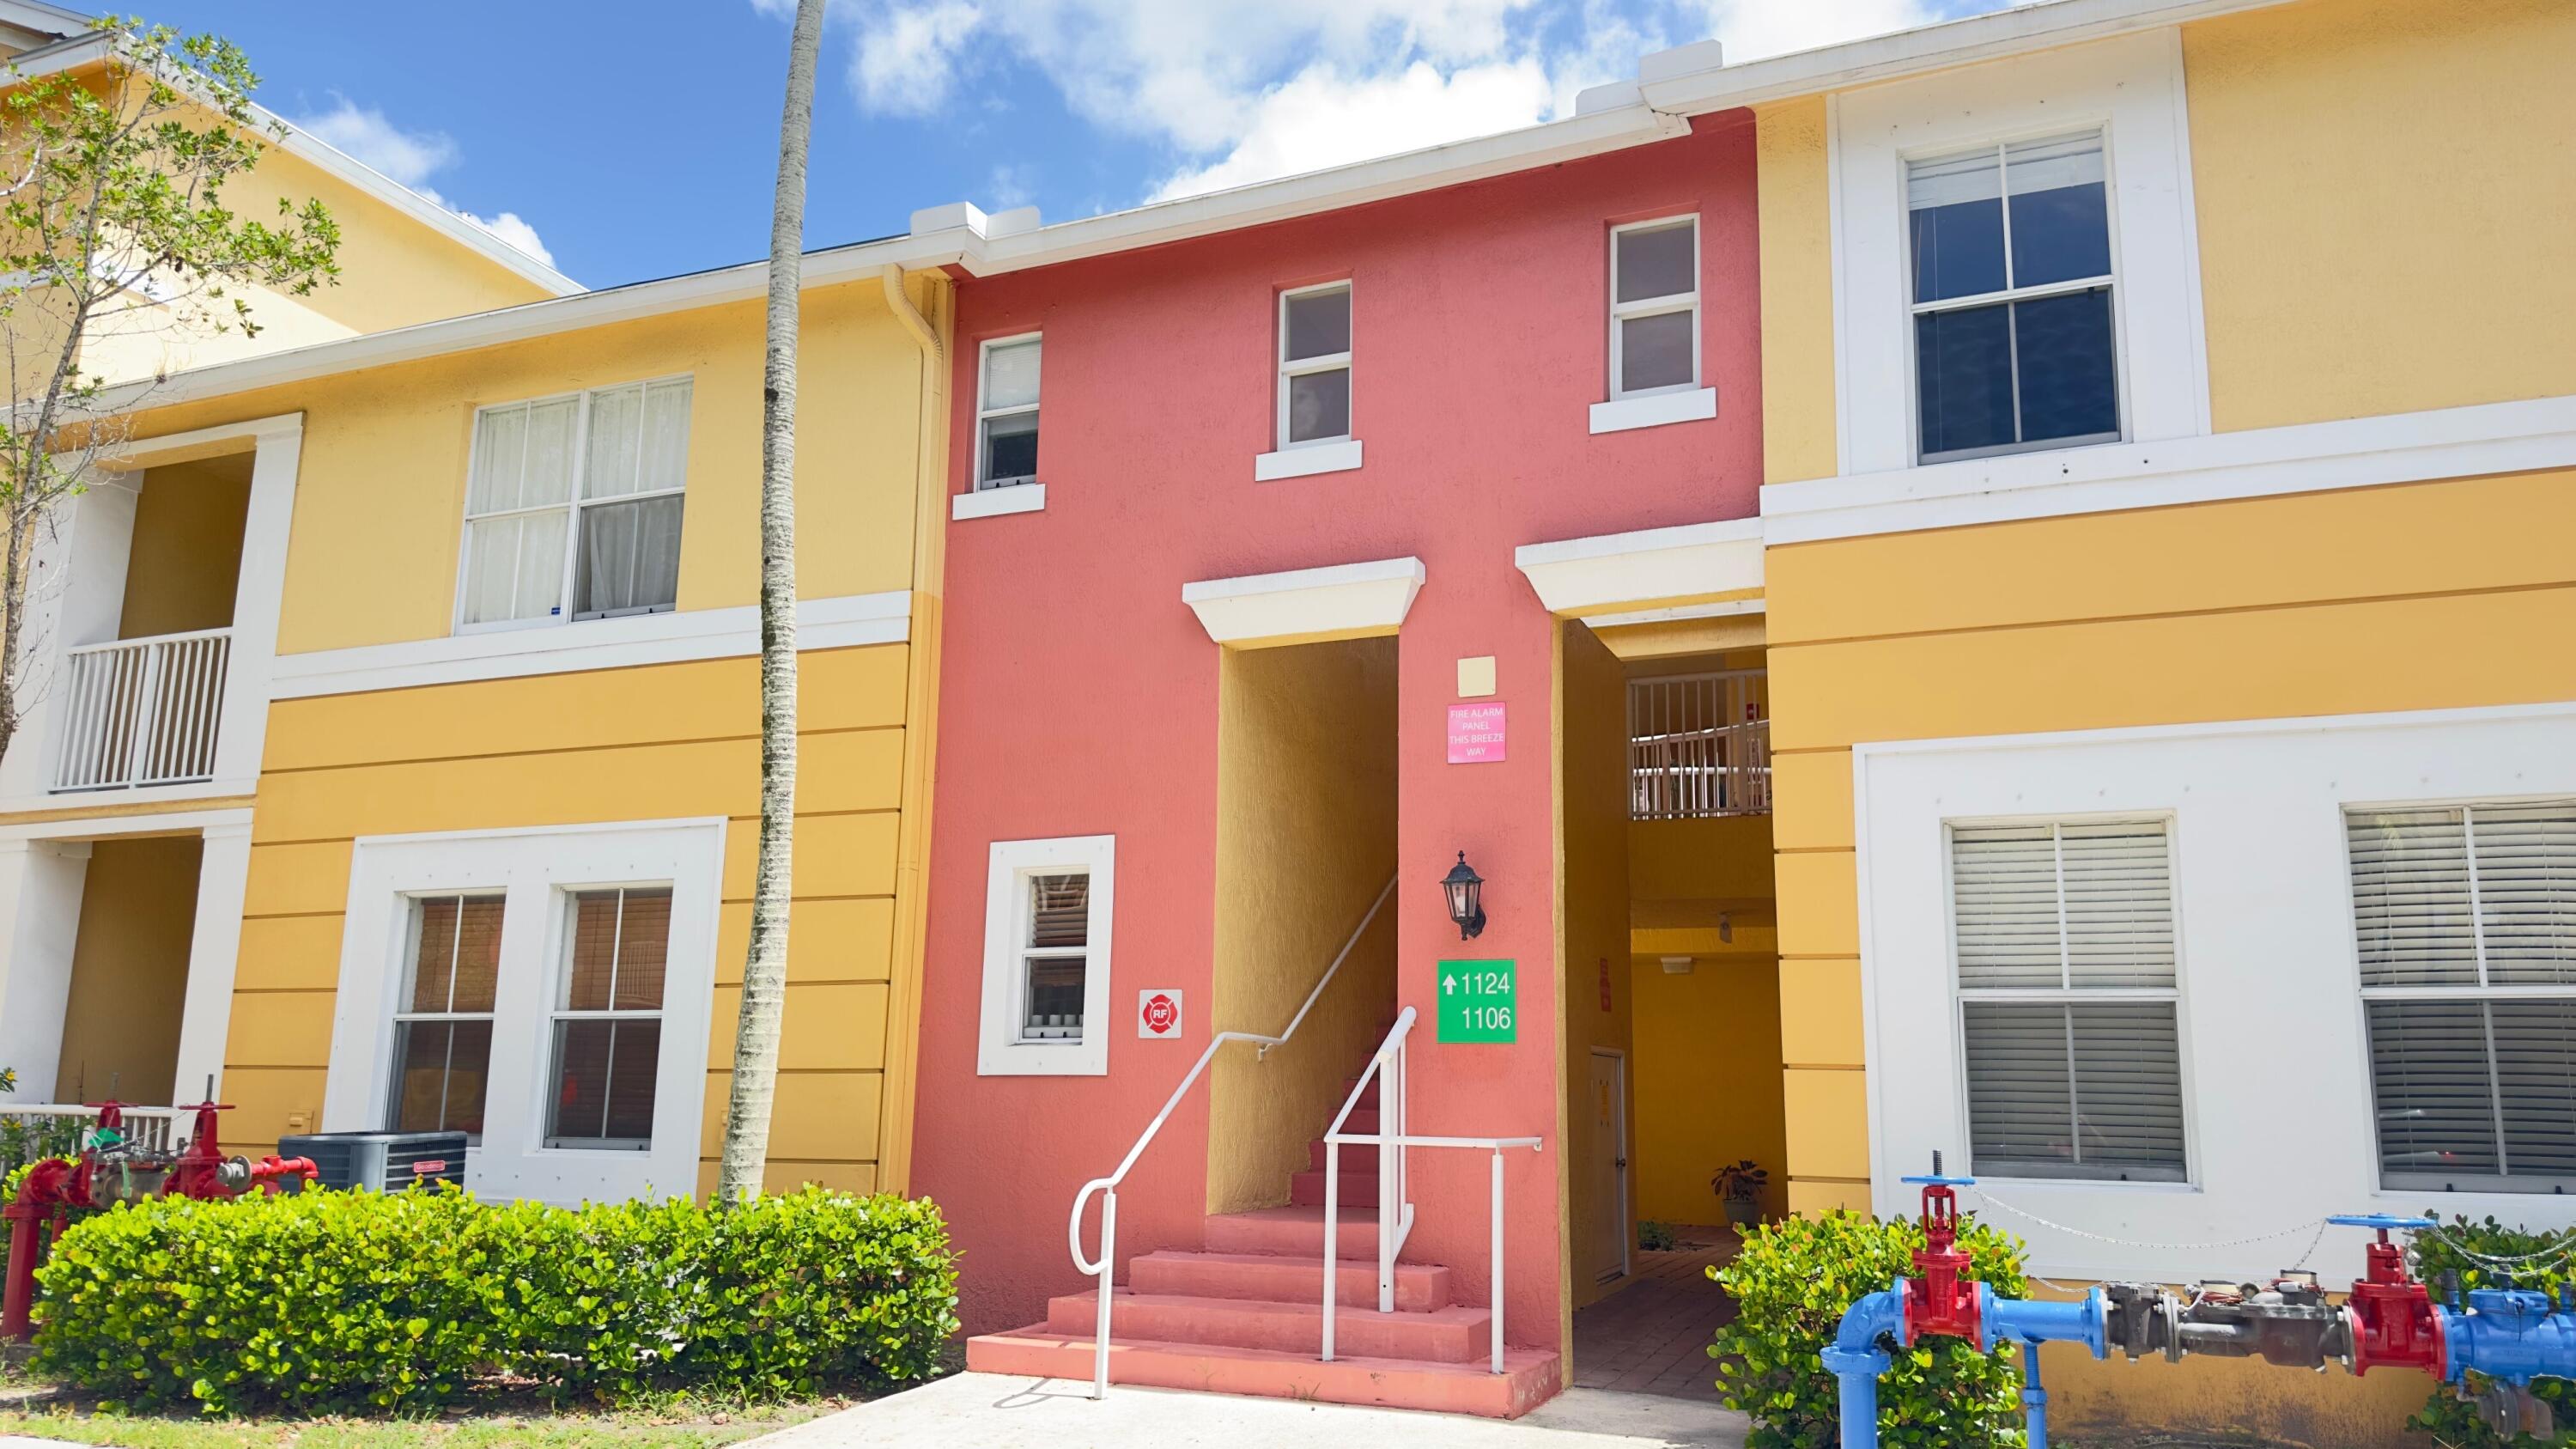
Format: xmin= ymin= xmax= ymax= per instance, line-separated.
xmin=965 ymin=1327 xmax=1562 ymax=1419
xmin=1129 ymin=1249 xmax=1453 ymax=1312
xmin=1289 ymin=1169 xmax=1379 ymax=1208
xmin=1205 ymin=1206 xmax=1382 ymax=1258
xmin=1045 ymin=1288 xmax=1493 ymax=1364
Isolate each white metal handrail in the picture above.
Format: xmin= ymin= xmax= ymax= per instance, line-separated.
xmin=1066 ymin=874 xmax=1397 ymax=1400
xmin=50 ymin=627 xmax=232 ymax=792
xmin=0 ymin=1104 xmax=188 ymax=1153
xmin=1321 ymin=1006 xmax=1543 ymax=1374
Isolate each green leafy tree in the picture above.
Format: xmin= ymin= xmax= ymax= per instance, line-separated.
xmin=0 ymin=17 xmax=338 ymax=770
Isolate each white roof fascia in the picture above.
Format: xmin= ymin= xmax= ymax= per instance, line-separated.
xmin=1636 ymin=0 xmax=2292 ymax=113
xmin=88 ymin=228 xmax=976 ymax=418
xmin=3 ymin=33 xmax=583 ymax=296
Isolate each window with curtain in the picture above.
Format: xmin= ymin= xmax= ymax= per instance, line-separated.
xmin=389 ymin=892 xmax=505 ymax=1138
xmin=2348 ymin=801 xmax=2576 ymax=1191
xmin=976 ymin=336 xmax=1041 ymax=488
xmin=1952 ymin=819 xmax=2187 ymax=1182
xmin=459 ymin=377 xmax=691 ymax=628
xmin=544 ymin=886 xmax=672 ymax=1150
xmin=1908 ymin=131 xmax=2119 ymax=462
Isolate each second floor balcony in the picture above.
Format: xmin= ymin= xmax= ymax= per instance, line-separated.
xmin=50 ymin=627 xmax=233 ymax=792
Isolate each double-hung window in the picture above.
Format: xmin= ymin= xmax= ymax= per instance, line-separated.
xmin=2348 ymin=801 xmax=2576 ymax=1191
xmin=1951 ymin=819 xmax=2187 ymax=1182
xmin=979 ymin=834 xmax=1115 ymax=1075
xmin=976 ymin=335 xmax=1042 ymax=489
xmin=459 ymin=377 xmax=692 ymax=629
xmin=1277 ymin=283 xmax=1352 ymax=447
xmin=545 ymin=886 xmax=671 ymax=1151
xmin=1908 ymin=131 xmax=2119 ymax=461
xmin=1608 ymin=216 xmax=1698 ymax=398
xmin=390 ymin=892 xmax=504 ymax=1137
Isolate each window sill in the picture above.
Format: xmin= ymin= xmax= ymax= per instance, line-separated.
xmin=953 ymin=483 xmax=1046 ymax=521
xmin=1254 ymin=439 xmax=1363 ymax=482
xmin=1589 ymin=387 xmax=1716 ymax=435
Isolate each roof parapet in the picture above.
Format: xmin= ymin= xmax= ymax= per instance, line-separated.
xmin=909 ymin=202 xmax=1042 ymax=240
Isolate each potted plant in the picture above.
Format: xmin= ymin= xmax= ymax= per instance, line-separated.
xmin=1711 ymin=1159 xmax=1769 ymax=1230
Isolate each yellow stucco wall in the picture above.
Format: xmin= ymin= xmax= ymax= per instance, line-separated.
xmin=2184 ymin=0 xmax=2576 ymax=432
xmin=54 ymin=834 xmax=201 ymax=1103
xmin=1627 ymin=956 xmax=1786 ymax=1226
xmin=222 ymin=645 xmax=917 ymax=1193
xmin=1206 ymin=636 xmax=1400 ymax=1215
xmin=1753 ymin=96 xmax=1836 ymax=485
xmin=118 ymin=454 xmax=251 ymax=638
xmin=1556 ymin=622 xmax=1635 ymax=1315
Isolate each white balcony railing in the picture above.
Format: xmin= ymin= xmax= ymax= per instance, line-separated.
xmin=50 ymin=627 xmax=232 ymax=792
xmin=0 ymin=1103 xmax=186 ymax=1154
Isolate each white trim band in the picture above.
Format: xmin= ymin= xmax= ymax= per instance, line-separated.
xmin=953 ymin=484 xmax=1046 ymax=521
xmin=270 ymin=590 xmax=912 ymax=699
xmin=1589 ymin=387 xmax=1716 ymax=436
xmin=1515 ymin=517 xmax=1764 ymax=616
xmin=1254 ymin=439 xmax=1364 ymax=482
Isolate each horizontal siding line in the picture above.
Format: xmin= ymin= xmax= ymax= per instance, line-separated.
xmin=1789 ymin=1174 xmax=1871 ymax=1185
xmin=1780 ymin=953 xmax=1858 ymax=963
xmin=713 ymin=978 xmax=898 ymax=989
xmin=1783 ymin=1062 xmax=1867 ymax=1073
xmin=703 ymin=1067 xmax=886 ymax=1077
xmin=271 ymin=640 xmax=905 ymax=704
xmin=723 ymin=807 xmax=899 ymax=823
xmin=252 ymin=837 xmax=357 ymax=849
xmin=240 ymin=909 xmax=347 ymax=921
xmin=229 ymin=985 xmax=337 ymax=996
xmin=1768 ymin=745 xmax=1853 ymax=759
xmin=720 ymin=892 xmax=896 ymax=906
xmin=222 ymin=1062 xmax=330 ymax=1072
xmin=1766 ymin=575 xmax=2576 ymax=653
xmin=1773 ymin=844 xmax=1855 ymax=856
xmin=693 ymin=1156 xmax=878 ymax=1166
xmin=261 ymin=721 xmax=903 ymax=776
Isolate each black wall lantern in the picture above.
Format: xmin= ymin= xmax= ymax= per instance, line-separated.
xmin=1441 ymin=851 xmax=1486 ymax=941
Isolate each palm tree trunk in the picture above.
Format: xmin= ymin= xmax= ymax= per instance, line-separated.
xmin=715 ymin=0 xmax=826 ymax=1205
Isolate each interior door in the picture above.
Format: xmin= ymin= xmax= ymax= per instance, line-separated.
xmin=1589 ymin=1048 xmax=1630 ymax=1284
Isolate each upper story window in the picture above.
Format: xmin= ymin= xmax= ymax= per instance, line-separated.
xmin=459 ymin=378 xmax=692 ymax=630
xmin=2348 ymin=801 xmax=2576 ymax=1192
xmin=1277 ymin=283 xmax=1352 ymax=447
xmin=1952 ymin=818 xmax=2186 ymax=1184
xmin=976 ymin=335 xmax=1042 ymax=489
xmin=1909 ymin=131 xmax=2119 ymax=463
xmin=1609 ymin=216 xmax=1698 ymax=399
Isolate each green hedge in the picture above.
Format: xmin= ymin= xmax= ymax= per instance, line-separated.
xmin=1712 ymin=1209 xmax=2030 ymax=1449
xmin=2406 ymin=1212 xmax=2576 ymax=1447
xmin=30 ymin=1184 xmax=960 ymax=1414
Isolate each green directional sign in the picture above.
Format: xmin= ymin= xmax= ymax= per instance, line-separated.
xmin=1437 ymin=959 xmax=1517 ymax=1044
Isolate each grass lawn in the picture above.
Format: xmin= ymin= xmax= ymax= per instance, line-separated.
xmin=0 ymin=1397 xmax=842 ymax=1448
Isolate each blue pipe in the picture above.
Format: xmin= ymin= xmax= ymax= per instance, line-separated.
xmin=2020 ymin=1340 xmax=2047 ymax=1449
xmin=1822 ymin=1284 xmax=1905 ymax=1449
xmin=2443 ymin=1290 xmax=2576 ymax=1387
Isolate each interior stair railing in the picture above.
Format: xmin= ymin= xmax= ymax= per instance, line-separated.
xmin=1066 ymin=874 xmax=1397 ymax=1401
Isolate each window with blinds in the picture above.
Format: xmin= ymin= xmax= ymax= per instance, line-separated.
xmin=1021 ymin=872 xmax=1091 ymax=1043
xmin=1951 ymin=819 xmax=2187 ymax=1182
xmin=2348 ymin=801 xmax=2576 ymax=1191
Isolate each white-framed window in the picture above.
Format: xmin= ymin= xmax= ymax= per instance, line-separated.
xmin=388 ymin=892 xmax=504 ymax=1137
xmin=2348 ymin=800 xmax=2576 ymax=1193
xmin=1950 ymin=818 xmax=2186 ymax=1184
xmin=321 ymin=819 xmax=725 ymax=1207
xmin=458 ymin=376 xmax=693 ymax=631
xmin=1608 ymin=216 xmax=1698 ymax=399
xmin=1276 ymin=283 xmax=1352 ymax=448
xmin=544 ymin=886 xmax=672 ymax=1151
xmin=979 ymin=834 xmax=1115 ymax=1076
xmin=975 ymin=334 xmax=1042 ymax=489
xmin=1908 ymin=131 xmax=2120 ymax=463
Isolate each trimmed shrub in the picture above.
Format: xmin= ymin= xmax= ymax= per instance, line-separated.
xmin=2405 ymin=1212 xmax=2576 ymax=1446
xmin=1712 ymin=1208 xmax=2030 ymax=1449
xmin=30 ymin=1184 xmax=959 ymax=1414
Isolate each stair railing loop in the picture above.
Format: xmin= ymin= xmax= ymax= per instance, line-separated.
xmin=1064 ymin=874 xmax=1397 ymax=1401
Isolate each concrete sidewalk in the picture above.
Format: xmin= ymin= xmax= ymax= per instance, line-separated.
xmin=749 ymin=1372 xmax=1749 ymax=1448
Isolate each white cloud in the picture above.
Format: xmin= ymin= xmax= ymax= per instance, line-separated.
xmin=851 ymin=1 xmax=984 ymax=116
xmin=986 ymin=162 xmax=1036 ymax=210
xmin=289 ymin=97 xmax=556 ymax=270
xmin=835 ymin=0 xmax=2003 ymax=207
xmin=1152 ymin=58 xmax=1553 ymax=201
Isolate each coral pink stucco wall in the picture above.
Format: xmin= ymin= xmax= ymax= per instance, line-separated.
xmin=914 ymin=113 xmax=1764 ymax=1349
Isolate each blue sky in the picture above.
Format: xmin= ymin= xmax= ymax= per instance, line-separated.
xmin=143 ymin=0 xmax=2013 ymax=290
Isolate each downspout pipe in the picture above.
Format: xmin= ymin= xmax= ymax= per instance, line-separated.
xmin=1823 ymin=1283 xmax=1905 ymax=1449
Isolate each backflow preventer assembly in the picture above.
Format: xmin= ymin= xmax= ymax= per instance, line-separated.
xmin=1825 ymin=1156 xmax=2576 ymax=1449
